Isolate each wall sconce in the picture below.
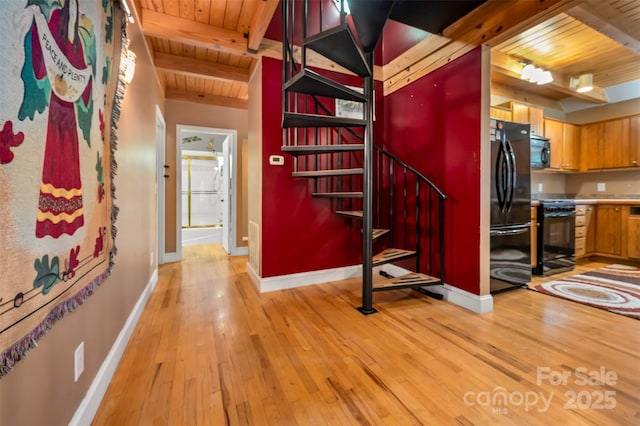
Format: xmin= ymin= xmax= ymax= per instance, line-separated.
xmin=120 ymin=0 xmax=135 ymax=23
xmin=122 ymin=49 xmax=136 ymax=84
xmin=570 ymin=73 xmax=593 ymax=93
xmin=520 ymin=64 xmax=553 ymax=85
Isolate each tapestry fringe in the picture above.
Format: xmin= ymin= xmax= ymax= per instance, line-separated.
xmin=0 ymin=12 xmax=129 ymax=379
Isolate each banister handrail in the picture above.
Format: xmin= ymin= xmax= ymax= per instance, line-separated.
xmin=374 ymin=145 xmax=447 ymax=200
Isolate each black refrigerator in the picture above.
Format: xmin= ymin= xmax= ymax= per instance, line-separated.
xmin=489 ymin=119 xmax=532 ymax=293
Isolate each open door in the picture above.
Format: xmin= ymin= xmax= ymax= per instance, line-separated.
xmin=222 ymin=136 xmax=231 ymax=254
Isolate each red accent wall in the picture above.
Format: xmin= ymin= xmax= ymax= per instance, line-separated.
xmin=260 ymin=56 xmax=365 ymax=278
xmin=383 ymin=47 xmax=483 ymax=295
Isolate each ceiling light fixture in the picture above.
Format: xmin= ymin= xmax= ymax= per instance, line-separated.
xmin=570 ymin=73 xmax=593 ymax=93
xmin=520 ymin=63 xmax=553 ymax=85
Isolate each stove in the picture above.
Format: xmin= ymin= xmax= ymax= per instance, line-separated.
xmin=534 ymin=200 xmax=576 ymax=276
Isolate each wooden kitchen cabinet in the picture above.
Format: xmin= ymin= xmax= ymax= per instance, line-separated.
xmin=582 ymin=115 xmax=638 ymax=169
xmin=629 ymin=212 xmax=640 ymax=260
xmin=595 ymin=205 xmax=625 ymax=257
xmin=575 ymin=204 xmax=595 ymax=258
xmin=629 ymin=206 xmax=640 ymax=260
xmin=629 ymin=115 xmax=640 ymax=168
xmin=545 ymin=118 xmax=580 ymax=170
xmin=512 ymin=102 xmax=544 ymax=136
xmin=490 ymin=106 xmax=512 ymax=122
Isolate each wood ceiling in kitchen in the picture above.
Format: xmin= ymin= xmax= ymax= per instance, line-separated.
xmin=133 ymin=0 xmax=639 ymax=110
xmin=491 ymin=0 xmax=640 ymax=108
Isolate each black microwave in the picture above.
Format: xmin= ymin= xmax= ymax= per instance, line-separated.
xmin=531 ymin=135 xmax=550 ymax=169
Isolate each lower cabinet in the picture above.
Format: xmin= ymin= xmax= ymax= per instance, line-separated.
xmin=629 ymin=207 xmax=640 ymax=260
xmin=594 ymin=205 xmax=626 ymax=258
xmin=575 ymin=204 xmax=595 ymax=258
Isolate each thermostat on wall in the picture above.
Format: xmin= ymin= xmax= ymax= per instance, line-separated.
xmin=269 ymin=155 xmax=285 ymax=166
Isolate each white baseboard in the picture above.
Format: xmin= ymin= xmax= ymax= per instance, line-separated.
xmin=230 ymin=246 xmax=248 ymax=256
xmin=69 ymin=268 xmax=159 ymax=426
xmin=163 ymin=252 xmax=180 ymax=263
xmin=382 ymin=264 xmax=493 ymax=314
xmin=251 ymin=264 xmax=362 ymax=293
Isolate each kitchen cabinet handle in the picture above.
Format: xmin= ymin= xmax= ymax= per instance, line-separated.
xmin=615 ymin=208 xmax=620 ymax=212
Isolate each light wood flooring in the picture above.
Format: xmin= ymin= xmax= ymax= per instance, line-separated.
xmin=92 ymin=246 xmax=639 ymax=425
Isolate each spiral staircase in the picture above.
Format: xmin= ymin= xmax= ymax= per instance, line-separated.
xmin=280 ymin=0 xmax=477 ymax=314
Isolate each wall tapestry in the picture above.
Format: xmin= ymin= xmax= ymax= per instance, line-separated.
xmin=0 ymin=0 xmax=126 ymax=377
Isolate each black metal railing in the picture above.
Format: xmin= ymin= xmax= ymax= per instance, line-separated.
xmin=374 ymin=146 xmax=447 ymax=283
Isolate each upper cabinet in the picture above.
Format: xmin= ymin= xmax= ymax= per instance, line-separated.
xmin=582 ymin=115 xmax=640 ymax=170
xmin=544 ymin=118 xmax=580 ymax=171
xmin=511 ymin=102 xmax=544 ymax=136
xmin=490 ymin=106 xmax=512 ymax=122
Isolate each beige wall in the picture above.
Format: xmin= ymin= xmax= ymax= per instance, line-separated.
xmin=566 ymin=170 xmax=640 ymax=196
xmin=0 ymin=17 xmax=164 ymax=426
xmin=164 ymin=101 xmax=248 ymax=253
xmin=531 ymin=172 xmax=567 ymax=196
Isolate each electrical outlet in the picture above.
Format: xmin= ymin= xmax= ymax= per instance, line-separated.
xmin=597 ymin=183 xmax=606 ymax=192
xmin=537 ymin=183 xmax=543 ymax=192
xmin=74 ymin=342 xmax=84 ymax=382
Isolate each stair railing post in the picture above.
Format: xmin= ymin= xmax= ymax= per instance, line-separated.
xmin=358 ymin=51 xmax=376 ymax=315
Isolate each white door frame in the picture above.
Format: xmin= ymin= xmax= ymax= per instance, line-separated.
xmin=176 ymin=125 xmax=243 ymax=258
xmin=155 ymin=105 xmax=166 ymax=265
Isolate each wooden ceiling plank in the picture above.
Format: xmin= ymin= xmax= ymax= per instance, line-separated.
xmin=142 ymin=8 xmax=251 ymax=57
xmin=179 ymin=0 xmax=195 ymax=20
xmin=491 ymin=50 xmax=609 ymax=104
xmin=209 ymin=0 xmax=226 ymax=27
xmin=166 ymin=88 xmax=248 ymax=109
xmin=237 ymin=0 xmax=258 ymax=34
xmin=194 ymin=0 xmax=211 ymax=24
xmin=566 ymin=4 xmax=640 ymax=53
xmin=162 ymin=0 xmax=179 ymax=16
xmin=247 ymin=0 xmax=279 ymax=53
xmin=442 ymin=0 xmax=584 ymax=47
xmin=155 ymin=52 xmax=250 ymax=82
xmin=223 ymin=0 xmax=243 ymax=31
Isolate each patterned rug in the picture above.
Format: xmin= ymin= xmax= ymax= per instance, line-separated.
xmin=531 ymin=264 xmax=640 ymax=319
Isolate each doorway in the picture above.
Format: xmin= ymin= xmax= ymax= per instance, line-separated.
xmin=176 ymin=125 xmax=240 ymax=257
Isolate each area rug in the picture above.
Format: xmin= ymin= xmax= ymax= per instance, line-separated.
xmin=532 ymin=264 xmax=640 ymax=319
xmin=0 ymin=0 xmax=127 ymax=377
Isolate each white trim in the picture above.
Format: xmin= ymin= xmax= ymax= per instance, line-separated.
xmin=248 ymin=264 xmax=362 ymax=293
xmin=155 ymin=106 xmax=166 ymax=265
xmin=163 ymin=252 xmax=180 ymax=263
xmin=69 ymin=269 xmax=159 ymax=426
xmin=382 ymin=264 xmax=493 ymax=314
xmin=230 ymin=246 xmax=248 ymax=256
xmin=176 ymin=125 xmax=240 ymax=259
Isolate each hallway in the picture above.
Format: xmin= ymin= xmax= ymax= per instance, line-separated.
xmin=93 ymin=245 xmax=639 ymax=425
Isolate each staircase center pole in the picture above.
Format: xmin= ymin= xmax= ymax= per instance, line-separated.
xmin=358 ymin=51 xmax=376 ymax=315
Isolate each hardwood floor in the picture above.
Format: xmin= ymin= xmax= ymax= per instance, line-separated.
xmin=92 ymin=246 xmax=639 ymax=425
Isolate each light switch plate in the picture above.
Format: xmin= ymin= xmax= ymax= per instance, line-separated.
xmin=597 ymin=183 xmax=606 ymax=192
xmin=74 ymin=342 xmax=84 ymax=382
xmin=537 ymin=183 xmax=543 ymax=192
xmin=269 ymin=155 xmax=284 ymax=166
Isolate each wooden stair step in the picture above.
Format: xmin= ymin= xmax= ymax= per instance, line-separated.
xmin=293 ymin=168 xmax=363 ymax=178
xmin=372 ymin=229 xmax=390 ymax=240
xmin=284 ymin=69 xmax=366 ymax=102
xmin=372 ymin=248 xmax=416 ymax=266
xmin=373 ymin=273 xmax=441 ymax=292
xmin=312 ymin=192 xmax=363 ymax=198
xmin=336 ymin=210 xmax=363 ymax=218
xmin=283 ymin=112 xmax=367 ymax=128
xmin=282 ymin=144 xmax=364 ymax=155
xmin=304 ymin=23 xmax=370 ymax=77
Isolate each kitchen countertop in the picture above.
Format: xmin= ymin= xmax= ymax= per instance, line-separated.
xmin=531 ymin=198 xmax=640 ymax=206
